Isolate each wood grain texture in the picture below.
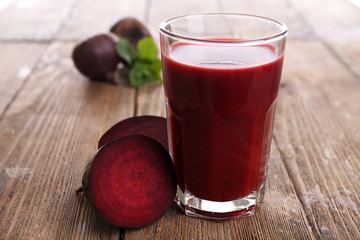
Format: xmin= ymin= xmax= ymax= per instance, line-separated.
xmin=288 ymin=0 xmax=360 ymax=78
xmin=125 ymin=145 xmax=315 ymax=240
xmin=55 ymin=0 xmax=148 ymax=40
xmin=0 ymin=41 xmax=135 ymax=239
xmin=327 ymin=38 xmax=360 ymax=78
xmin=0 ymin=0 xmax=76 ymax=40
xmin=288 ymin=0 xmax=360 ymax=39
xmin=0 ymin=0 xmax=359 ymax=239
xmin=275 ymin=40 xmax=360 ymax=239
xmin=0 ymin=42 xmax=46 ymax=117
xmin=147 ymin=0 xmax=218 ymax=33
xmin=218 ymin=0 xmax=314 ymax=39
xmin=137 ymin=82 xmax=166 ymax=117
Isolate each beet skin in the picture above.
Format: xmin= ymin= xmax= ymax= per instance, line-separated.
xmin=110 ymin=17 xmax=151 ymax=47
xmin=72 ymin=33 xmax=120 ymax=84
xmin=98 ymin=116 xmax=168 ymax=150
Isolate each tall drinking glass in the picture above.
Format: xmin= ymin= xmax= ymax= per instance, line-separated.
xmin=159 ymin=13 xmax=287 ymax=220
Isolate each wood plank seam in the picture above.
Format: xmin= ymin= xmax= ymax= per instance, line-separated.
xmin=119 ymin=227 xmax=126 ymax=240
xmin=272 ymin=137 xmax=321 ymax=239
xmin=283 ymin=0 xmax=317 ymax=38
xmin=0 ymin=39 xmax=52 ymax=44
xmin=0 ymin=43 xmax=48 ymax=120
xmin=215 ymin=0 xmax=225 ymax=12
xmin=143 ymin=0 xmax=152 ymax=28
xmin=319 ymin=39 xmax=360 ymax=80
xmin=300 ymin=90 xmax=360 ymax=237
xmin=52 ymin=0 xmax=83 ymax=40
xmin=294 ymin=96 xmax=357 ymax=239
xmin=19 ymin=106 xmax=80 ymax=238
xmin=134 ymin=0 xmax=152 ymax=118
xmin=0 ymin=83 xmax=72 ymax=238
xmin=285 ymin=0 xmax=360 ymax=80
xmin=133 ymin=89 xmax=139 ymax=117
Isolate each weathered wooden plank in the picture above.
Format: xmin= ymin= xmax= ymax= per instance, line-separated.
xmin=136 ymin=82 xmax=166 ymax=117
xmin=218 ymin=0 xmax=314 ymax=39
xmin=56 ymin=0 xmax=148 ymax=40
xmin=288 ymin=0 xmax=360 ymax=77
xmin=327 ymin=38 xmax=360 ymax=78
xmin=275 ymin=40 xmax=360 ymax=239
xmin=288 ymin=0 xmax=360 ymax=39
xmin=0 ymin=41 xmax=135 ymax=239
xmin=147 ymin=0 xmax=219 ymax=34
xmin=125 ymin=144 xmax=315 ymax=240
xmin=0 ymin=0 xmax=76 ymax=40
xmin=0 ymin=42 xmax=46 ymax=117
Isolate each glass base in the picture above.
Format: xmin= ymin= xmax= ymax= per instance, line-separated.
xmin=175 ymin=183 xmax=266 ymax=221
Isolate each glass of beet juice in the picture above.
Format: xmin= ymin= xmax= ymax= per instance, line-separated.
xmin=159 ymin=13 xmax=287 ymax=220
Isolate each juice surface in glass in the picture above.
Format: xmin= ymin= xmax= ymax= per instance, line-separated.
xmin=162 ymin=42 xmax=284 ymax=202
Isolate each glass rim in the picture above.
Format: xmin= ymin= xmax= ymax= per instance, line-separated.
xmin=159 ymin=13 xmax=288 ymax=45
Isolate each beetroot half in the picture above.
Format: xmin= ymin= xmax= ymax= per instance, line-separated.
xmin=79 ymin=135 xmax=176 ymax=228
xmin=98 ymin=116 xmax=168 ymax=150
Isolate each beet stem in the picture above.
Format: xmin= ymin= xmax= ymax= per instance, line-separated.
xmin=76 ymin=187 xmax=84 ymax=193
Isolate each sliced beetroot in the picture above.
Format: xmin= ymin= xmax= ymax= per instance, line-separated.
xmin=80 ymin=135 xmax=176 ymax=228
xmin=98 ymin=115 xmax=168 ymax=150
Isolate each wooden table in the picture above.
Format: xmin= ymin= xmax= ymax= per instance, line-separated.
xmin=0 ymin=0 xmax=359 ymax=239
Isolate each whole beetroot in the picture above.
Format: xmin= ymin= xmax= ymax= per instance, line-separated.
xmin=110 ymin=17 xmax=151 ymax=47
xmin=72 ymin=33 xmax=120 ymax=84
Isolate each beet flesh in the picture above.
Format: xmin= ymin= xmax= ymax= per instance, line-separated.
xmin=84 ymin=135 xmax=176 ymax=228
xmin=72 ymin=33 xmax=120 ymax=84
xmin=98 ymin=116 xmax=168 ymax=150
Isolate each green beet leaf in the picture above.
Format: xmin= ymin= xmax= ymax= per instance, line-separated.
xmin=148 ymin=59 xmax=162 ymax=73
xmin=138 ymin=37 xmax=158 ymax=61
xmin=116 ymin=37 xmax=162 ymax=88
xmin=116 ymin=39 xmax=137 ymax=65
xmin=130 ymin=61 xmax=162 ymax=88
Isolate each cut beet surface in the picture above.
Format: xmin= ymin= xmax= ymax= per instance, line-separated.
xmin=85 ymin=134 xmax=176 ymax=228
xmin=98 ymin=115 xmax=168 ymax=150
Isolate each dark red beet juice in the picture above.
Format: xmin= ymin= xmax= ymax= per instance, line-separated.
xmin=162 ymin=42 xmax=284 ymax=202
